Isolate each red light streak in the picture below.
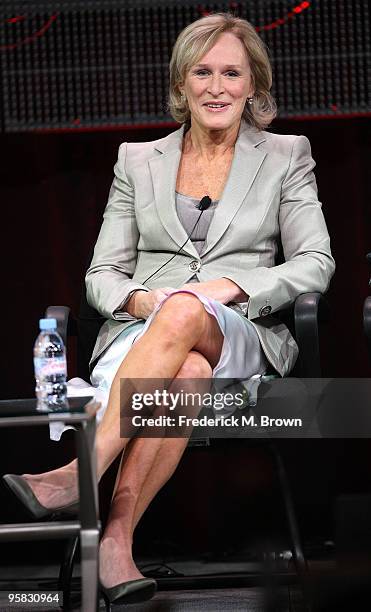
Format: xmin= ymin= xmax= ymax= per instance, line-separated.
xmin=2 ymin=2 xmax=312 ymax=53
xmin=6 ymin=16 xmax=26 ymax=24
xmin=198 ymin=6 xmax=211 ymax=17
xmin=255 ymin=2 xmax=311 ymax=32
xmin=197 ymin=2 xmax=311 ymax=29
xmin=0 ymin=13 xmax=59 ymax=51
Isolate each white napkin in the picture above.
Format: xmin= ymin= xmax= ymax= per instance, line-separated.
xmin=67 ymin=377 xmax=95 ymax=397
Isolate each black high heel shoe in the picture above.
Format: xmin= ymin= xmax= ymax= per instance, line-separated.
xmin=3 ymin=474 xmax=79 ymax=519
xmin=100 ymin=578 xmax=157 ymax=609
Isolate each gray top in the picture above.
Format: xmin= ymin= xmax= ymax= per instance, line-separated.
xmin=175 ymin=191 xmax=218 ymax=255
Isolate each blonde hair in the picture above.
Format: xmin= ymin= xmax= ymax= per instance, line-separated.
xmin=169 ymin=13 xmax=277 ymax=131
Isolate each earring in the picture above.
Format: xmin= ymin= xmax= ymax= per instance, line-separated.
xmin=247 ymin=97 xmax=254 ymax=105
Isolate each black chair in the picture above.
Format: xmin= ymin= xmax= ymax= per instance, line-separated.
xmin=364 ymin=252 xmax=371 ymax=363
xmin=45 ymin=274 xmax=328 ymax=610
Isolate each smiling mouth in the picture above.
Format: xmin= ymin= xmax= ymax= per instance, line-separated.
xmin=203 ymin=103 xmax=230 ymax=109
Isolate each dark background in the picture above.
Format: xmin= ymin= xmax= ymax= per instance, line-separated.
xmin=0 ymin=0 xmax=370 ymax=585
xmin=1 ymin=116 xmax=371 ymax=564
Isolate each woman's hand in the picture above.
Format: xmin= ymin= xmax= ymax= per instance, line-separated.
xmin=124 ymin=278 xmax=248 ymax=318
xmin=179 ymin=278 xmax=248 ymax=304
xmin=124 ymin=287 xmax=175 ymax=319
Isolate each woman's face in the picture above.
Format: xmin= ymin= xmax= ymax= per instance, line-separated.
xmin=181 ymin=32 xmax=254 ymax=133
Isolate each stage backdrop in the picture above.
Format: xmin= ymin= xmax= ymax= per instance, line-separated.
xmin=1 ymin=0 xmax=370 ymax=131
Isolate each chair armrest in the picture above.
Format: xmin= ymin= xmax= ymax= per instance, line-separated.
xmin=45 ymin=306 xmax=77 ymax=346
xmin=294 ymin=293 xmax=329 ymax=377
xmin=364 ymin=296 xmax=371 ymax=360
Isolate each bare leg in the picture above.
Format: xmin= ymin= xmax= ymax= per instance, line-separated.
xmin=22 ymin=294 xmax=224 ymax=509
xmin=94 ymin=293 xmax=223 ymax=477
xmin=99 ymin=350 xmax=212 ymax=587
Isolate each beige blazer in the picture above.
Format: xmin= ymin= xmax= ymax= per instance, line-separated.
xmin=86 ymin=120 xmax=335 ymax=376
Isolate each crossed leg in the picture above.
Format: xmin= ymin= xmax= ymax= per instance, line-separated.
xmin=25 ymin=293 xmax=223 ymax=560
xmin=99 ymin=349 xmax=213 ymax=587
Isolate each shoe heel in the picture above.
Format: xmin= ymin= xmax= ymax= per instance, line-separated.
xmin=99 ymin=578 xmax=156 ymax=606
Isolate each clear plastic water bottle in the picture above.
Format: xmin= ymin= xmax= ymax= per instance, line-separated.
xmin=34 ymin=318 xmax=67 ymax=410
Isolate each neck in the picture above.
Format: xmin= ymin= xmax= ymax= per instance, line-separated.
xmin=184 ymin=120 xmax=240 ymax=159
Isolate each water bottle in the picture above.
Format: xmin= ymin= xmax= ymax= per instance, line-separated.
xmin=34 ymin=318 xmax=67 ymax=410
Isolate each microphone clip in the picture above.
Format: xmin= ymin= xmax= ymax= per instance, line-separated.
xmin=196 ymin=195 xmax=212 ymax=211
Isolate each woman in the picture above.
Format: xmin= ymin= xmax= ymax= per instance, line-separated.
xmin=4 ymin=13 xmax=334 ymax=605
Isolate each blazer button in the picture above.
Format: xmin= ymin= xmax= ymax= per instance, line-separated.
xmin=189 ymin=260 xmax=201 ymax=272
xmin=259 ymin=305 xmax=272 ymax=317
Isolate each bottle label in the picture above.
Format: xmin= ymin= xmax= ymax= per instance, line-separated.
xmin=34 ymin=356 xmax=67 ymax=378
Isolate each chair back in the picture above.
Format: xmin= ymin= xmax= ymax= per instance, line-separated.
xmin=77 ymin=249 xmax=105 ymax=381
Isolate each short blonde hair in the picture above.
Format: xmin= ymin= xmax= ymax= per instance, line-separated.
xmin=169 ymin=13 xmax=277 ymax=131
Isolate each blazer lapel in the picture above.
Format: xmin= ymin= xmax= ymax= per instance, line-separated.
xmin=149 ymin=125 xmax=199 ymax=258
xmin=202 ymin=123 xmax=267 ymax=256
xmin=148 ymin=121 xmax=267 ymax=259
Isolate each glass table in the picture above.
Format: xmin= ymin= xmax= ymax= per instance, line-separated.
xmin=0 ymin=397 xmax=100 ymax=612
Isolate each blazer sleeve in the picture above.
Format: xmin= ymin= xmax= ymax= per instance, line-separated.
xmin=85 ymin=142 xmax=149 ymax=320
xmin=224 ymin=135 xmax=335 ymax=320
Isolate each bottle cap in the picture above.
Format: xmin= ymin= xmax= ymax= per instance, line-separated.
xmin=39 ymin=318 xmax=57 ymax=330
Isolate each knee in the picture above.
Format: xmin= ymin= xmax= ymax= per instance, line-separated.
xmin=176 ymin=351 xmax=212 ymax=379
xmin=157 ymin=292 xmax=206 ymax=336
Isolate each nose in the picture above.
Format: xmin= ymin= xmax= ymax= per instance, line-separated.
xmin=207 ymin=73 xmax=224 ymax=97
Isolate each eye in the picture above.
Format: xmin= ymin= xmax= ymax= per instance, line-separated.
xmin=225 ymin=71 xmax=239 ymax=77
xmin=193 ymin=69 xmax=209 ymax=76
